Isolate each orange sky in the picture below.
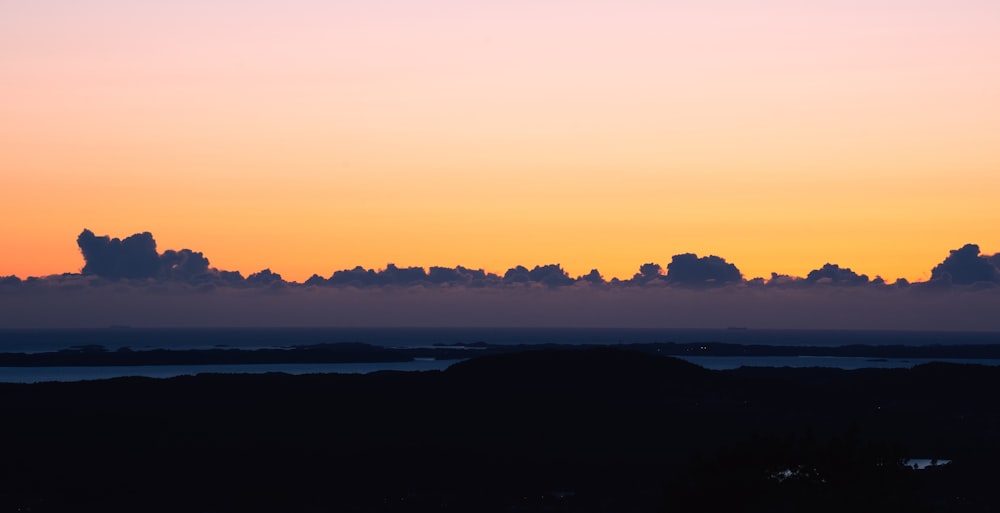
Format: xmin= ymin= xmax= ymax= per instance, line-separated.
xmin=2 ymin=0 xmax=998 ymax=283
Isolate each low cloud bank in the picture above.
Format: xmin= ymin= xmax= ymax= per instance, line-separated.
xmin=2 ymin=277 xmax=998 ymax=330
xmin=50 ymin=229 xmax=1000 ymax=290
xmin=1 ymin=229 xmax=999 ymax=330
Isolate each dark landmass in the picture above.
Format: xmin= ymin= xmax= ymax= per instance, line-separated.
xmin=4 ymin=339 xmax=1000 ymax=366
xmin=1 ymin=347 xmax=998 ymax=512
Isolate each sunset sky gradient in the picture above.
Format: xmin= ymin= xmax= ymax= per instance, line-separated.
xmin=4 ymin=0 xmax=999 ymax=283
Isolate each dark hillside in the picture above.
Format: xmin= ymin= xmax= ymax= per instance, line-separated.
xmin=0 ymin=349 xmax=998 ymax=511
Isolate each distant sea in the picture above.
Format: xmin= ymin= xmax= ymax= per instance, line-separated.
xmin=1 ymin=328 xmax=999 ymax=383
xmin=3 ymin=327 xmax=999 ymax=353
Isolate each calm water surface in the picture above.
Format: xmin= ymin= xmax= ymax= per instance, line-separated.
xmin=677 ymin=355 xmax=1000 ymax=370
xmin=3 ymin=355 xmax=999 ymax=383
xmin=0 ymin=359 xmax=462 ymax=383
xmin=2 ymin=327 xmax=998 ymax=353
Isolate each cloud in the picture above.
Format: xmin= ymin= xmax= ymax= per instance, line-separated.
xmin=527 ymin=264 xmax=575 ymax=286
xmin=52 ymin=230 xmax=1000 ymax=300
xmin=159 ymin=249 xmax=212 ymax=283
xmin=665 ymin=253 xmax=742 ymax=287
xmin=246 ymin=269 xmax=284 ymax=286
xmin=77 ymin=229 xmax=160 ymax=280
xmin=501 ymin=264 xmax=574 ymax=286
xmin=381 ymin=264 xmax=429 ymax=285
xmin=503 ymin=265 xmax=531 ymax=284
xmin=76 ymin=229 xmax=250 ymax=286
xmin=428 ymin=266 xmax=495 ymax=286
xmin=328 ymin=266 xmax=380 ymax=286
xmin=929 ymin=244 xmax=1000 ymax=286
xmin=764 ymin=272 xmax=802 ymax=287
xmin=427 ymin=266 xmax=462 ymax=284
xmin=5 ymin=230 xmax=1000 ymax=329
xmin=804 ymin=263 xmax=870 ymax=286
xmin=630 ymin=263 xmax=664 ymax=285
xmin=304 ymin=273 xmax=328 ymax=286
xmin=3 ymin=277 xmax=999 ymax=330
xmin=577 ymin=269 xmax=604 ymax=284
xmin=313 ymin=264 xmax=500 ymax=287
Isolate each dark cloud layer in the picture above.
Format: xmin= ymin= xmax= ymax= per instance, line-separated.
xmin=0 ymin=275 xmax=22 ymax=285
xmin=1 ymin=230 xmax=998 ymax=329
xmin=47 ymin=230 xmax=1000 ymax=292
xmin=3 ymin=277 xmax=999 ymax=330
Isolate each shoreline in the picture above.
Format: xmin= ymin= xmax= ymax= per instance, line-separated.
xmin=4 ymin=340 xmax=1000 ymax=367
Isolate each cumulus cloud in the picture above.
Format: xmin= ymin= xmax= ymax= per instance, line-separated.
xmin=1 ymin=275 xmax=22 ymax=286
xmin=78 ymin=229 xmax=160 ymax=280
xmin=930 ymin=244 xmax=1000 ymax=285
xmin=427 ymin=266 xmax=495 ymax=286
xmin=327 ymin=266 xmax=380 ymax=286
xmin=503 ymin=265 xmax=531 ymax=284
xmin=76 ymin=229 xmax=249 ymax=286
xmin=159 ymin=249 xmax=212 ymax=282
xmin=54 ymin=231 xmax=1000 ymax=297
xmin=578 ymin=269 xmax=604 ymax=284
xmin=427 ymin=266 xmax=461 ymax=284
xmin=765 ymin=272 xmax=802 ymax=287
xmin=631 ymin=263 xmax=664 ymax=285
xmin=312 ymin=264 xmax=499 ymax=287
xmin=304 ymin=274 xmax=328 ymax=286
xmin=500 ymin=264 xmax=574 ymax=286
xmin=805 ymin=263 xmax=870 ymax=286
xmin=665 ymin=253 xmax=742 ymax=287
xmin=527 ymin=264 xmax=574 ymax=286
xmin=246 ymin=269 xmax=284 ymax=286
xmin=4 ymin=231 xmax=1000 ymax=329
xmin=381 ymin=264 xmax=429 ymax=285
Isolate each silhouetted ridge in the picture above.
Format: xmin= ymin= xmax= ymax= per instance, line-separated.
xmin=446 ymin=347 xmax=712 ymax=389
xmin=3 ymin=353 xmax=1000 ymax=510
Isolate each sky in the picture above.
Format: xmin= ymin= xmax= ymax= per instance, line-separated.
xmin=3 ymin=0 xmax=999 ymax=284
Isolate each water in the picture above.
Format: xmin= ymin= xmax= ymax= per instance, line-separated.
xmin=1 ymin=327 xmax=998 ymax=353
xmin=677 ymin=355 xmax=1000 ymax=370
xmin=1 ymin=328 xmax=998 ymax=382
xmin=904 ymin=459 xmax=952 ymax=470
xmin=2 ymin=355 xmax=998 ymax=383
xmin=0 ymin=359 xmax=462 ymax=383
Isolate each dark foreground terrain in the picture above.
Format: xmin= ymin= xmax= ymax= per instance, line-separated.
xmin=1 ymin=347 xmax=998 ymax=512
